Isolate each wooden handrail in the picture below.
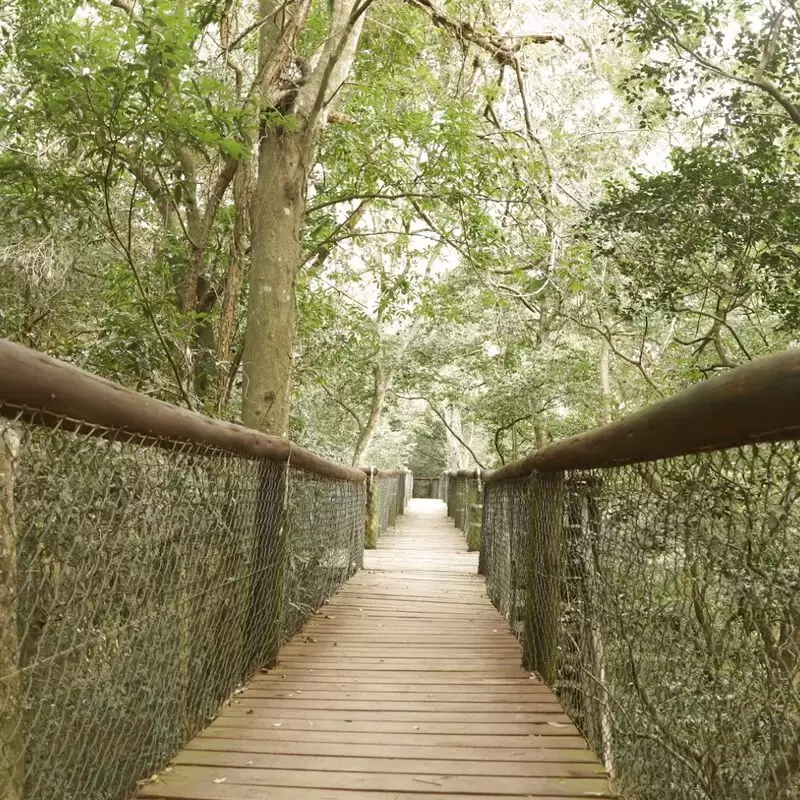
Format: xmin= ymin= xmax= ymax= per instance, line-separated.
xmin=484 ymin=349 xmax=800 ymax=482
xmin=0 ymin=339 xmax=365 ymax=483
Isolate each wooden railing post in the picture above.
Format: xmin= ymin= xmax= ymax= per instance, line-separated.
xmin=523 ymin=471 xmax=565 ymax=684
xmin=467 ymin=476 xmax=482 ymax=552
xmin=244 ymin=460 xmax=287 ymax=676
xmin=453 ymin=475 xmax=465 ymax=531
xmin=0 ymin=427 xmax=23 ymax=800
xmin=446 ymin=471 xmax=456 ymax=518
xmin=477 ymin=490 xmax=489 ymax=576
xmin=396 ymin=473 xmax=406 ymax=516
xmin=388 ymin=478 xmax=398 ymax=527
xmin=364 ymin=468 xmax=378 ymax=550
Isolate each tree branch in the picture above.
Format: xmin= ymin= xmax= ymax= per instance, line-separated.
xmin=393 ymin=391 xmax=486 ymax=469
xmin=406 ymin=0 xmax=563 ymax=65
xmin=316 ymin=377 xmax=364 ymax=432
xmin=102 ymin=155 xmax=195 ymax=409
xmin=109 ymin=0 xmax=135 ymax=15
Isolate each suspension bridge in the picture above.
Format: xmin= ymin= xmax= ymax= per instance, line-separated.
xmin=2 ymin=339 xmax=800 ymax=800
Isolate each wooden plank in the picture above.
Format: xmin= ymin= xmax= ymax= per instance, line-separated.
xmin=184 ymin=739 xmax=599 ymax=762
xmin=135 ymin=500 xmax=611 ymax=799
xmin=229 ymin=698 xmax=565 ymax=710
xmin=143 ymin=788 xmax=605 ymax=800
xmin=173 ymin=750 xmax=607 ymax=777
xmin=139 ymin=764 xmax=611 ymax=796
xmin=198 ymin=719 xmax=580 ymax=736
xmin=217 ymin=709 xmax=575 ymax=725
xmin=197 ymin=728 xmax=594 ymax=749
xmin=174 ymin=750 xmax=605 ymax=778
xmin=238 ymin=689 xmax=561 ymax=701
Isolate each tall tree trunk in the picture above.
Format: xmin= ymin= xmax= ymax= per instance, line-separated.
xmin=241 ymin=0 xmax=368 ymax=435
xmin=594 ymin=334 xmax=616 ymax=779
xmin=351 ymin=365 xmax=392 ymax=466
xmin=445 ymin=406 xmax=469 ymax=469
xmin=0 ymin=427 xmax=22 ymax=800
xmin=242 ymin=132 xmax=307 ymax=435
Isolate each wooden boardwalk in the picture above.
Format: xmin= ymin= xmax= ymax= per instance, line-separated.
xmin=139 ymin=499 xmax=611 ymax=800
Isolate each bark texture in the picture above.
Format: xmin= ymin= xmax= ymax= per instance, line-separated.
xmin=0 ymin=427 xmax=22 ymax=800
xmin=242 ymin=0 xmax=367 ymax=435
xmin=351 ymin=365 xmax=391 ymax=466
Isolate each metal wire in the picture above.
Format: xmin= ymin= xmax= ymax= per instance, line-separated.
xmin=0 ymin=405 xmax=366 ymax=800
xmin=375 ymin=476 xmax=398 ymax=539
xmin=482 ymin=443 xmax=800 ymax=800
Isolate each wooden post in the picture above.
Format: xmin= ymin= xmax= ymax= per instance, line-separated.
xmin=396 ymin=473 xmax=405 ymax=516
xmin=523 ymin=471 xmax=565 ymax=684
xmin=388 ymin=478 xmax=398 ymax=527
xmin=0 ymin=426 xmax=23 ymax=800
xmin=244 ymin=460 xmax=287 ymax=677
xmin=477 ymin=490 xmax=489 ymax=575
xmin=446 ymin=473 xmax=456 ymax=518
xmin=466 ymin=477 xmax=482 ymax=550
xmin=453 ymin=477 xmax=465 ymax=531
xmin=364 ymin=469 xmax=378 ymax=550
xmin=467 ymin=476 xmax=482 ymax=552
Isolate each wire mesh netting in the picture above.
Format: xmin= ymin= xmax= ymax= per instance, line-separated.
xmin=482 ymin=443 xmax=800 ymax=800
xmin=283 ymin=469 xmax=365 ymax=639
xmin=376 ymin=476 xmax=398 ymax=539
xmin=483 ymin=478 xmax=530 ymax=638
xmin=0 ymin=406 xmax=366 ymax=800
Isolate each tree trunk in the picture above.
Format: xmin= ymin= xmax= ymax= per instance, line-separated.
xmin=241 ymin=132 xmax=307 ymax=435
xmin=351 ymin=364 xmax=391 ymax=466
xmin=0 ymin=426 xmax=22 ymax=800
xmin=241 ymin=0 xmax=368 ymax=434
xmin=445 ymin=406 xmax=468 ymax=469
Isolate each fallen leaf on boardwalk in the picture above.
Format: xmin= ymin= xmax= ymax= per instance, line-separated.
xmin=272 ymin=722 xmax=283 ymax=727
xmin=547 ymin=721 xmax=568 ymax=728
xmin=213 ymin=777 xmax=226 ymax=784
xmin=246 ymin=709 xmax=254 ymax=714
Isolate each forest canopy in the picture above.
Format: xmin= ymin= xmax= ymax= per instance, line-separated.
xmin=1 ymin=0 xmax=798 ymax=469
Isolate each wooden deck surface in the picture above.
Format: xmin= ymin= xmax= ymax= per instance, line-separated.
xmin=138 ymin=499 xmax=611 ymax=800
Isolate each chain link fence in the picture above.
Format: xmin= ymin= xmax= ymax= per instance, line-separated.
xmin=482 ymin=443 xmax=800 ymax=800
xmin=376 ymin=475 xmax=398 ymax=538
xmin=0 ymin=402 xmax=366 ymax=800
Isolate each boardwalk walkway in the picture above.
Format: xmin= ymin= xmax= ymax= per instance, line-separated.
xmin=138 ymin=499 xmax=610 ymax=800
